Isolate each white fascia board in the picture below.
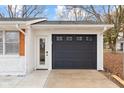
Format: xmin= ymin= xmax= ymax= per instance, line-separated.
xmin=100 ymin=24 xmax=114 ymax=34
xmin=26 ymin=19 xmax=47 ymax=26
xmin=32 ymin=24 xmax=114 ymax=28
xmin=32 ymin=24 xmax=114 ymax=31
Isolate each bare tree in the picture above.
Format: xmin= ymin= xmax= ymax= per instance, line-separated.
xmin=80 ymin=5 xmax=124 ymax=51
xmin=56 ymin=5 xmax=124 ymax=51
xmin=56 ymin=5 xmax=85 ymax=21
xmin=103 ymin=5 xmax=124 ymax=51
xmin=80 ymin=5 xmax=103 ymax=22
xmin=66 ymin=6 xmax=85 ymax=21
xmin=0 ymin=5 xmax=47 ymax=18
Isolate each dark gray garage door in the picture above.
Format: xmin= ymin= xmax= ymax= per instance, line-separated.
xmin=52 ymin=34 xmax=97 ymax=69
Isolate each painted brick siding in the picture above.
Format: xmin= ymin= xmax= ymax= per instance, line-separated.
xmin=104 ymin=51 xmax=124 ymax=79
xmin=19 ymin=31 xmax=25 ymax=56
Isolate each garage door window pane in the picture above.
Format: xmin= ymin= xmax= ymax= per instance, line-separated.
xmin=56 ymin=36 xmax=63 ymax=41
xmin=5 ymin=31 xmax=19 ymax=54
xmin=86 ymin=36 xmax=93 ymax=41
xmin=76 ymin=36 xmax=83 ymax=41
xmin=66 ymin=36 xmax=73 ymax=41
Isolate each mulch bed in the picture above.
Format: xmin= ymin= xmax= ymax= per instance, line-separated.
xmin=104 ymin=51 xmax=124 ymax=80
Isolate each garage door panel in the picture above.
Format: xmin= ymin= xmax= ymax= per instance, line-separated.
xmin=54 ymin=45 xmax=96 ymax=53
xmin=54 ymin=61 xmax=95 ymax=69
xmin=55 ymin=51 xmax=96 ymax=58
xmin=52 ymin=34 xmax=97 ymax=69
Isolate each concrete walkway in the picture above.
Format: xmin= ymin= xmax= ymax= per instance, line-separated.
xmin=0 ymin=70 xmax=50 ymax=88
xmin=45 ymin=70 xmax=119 ymax=88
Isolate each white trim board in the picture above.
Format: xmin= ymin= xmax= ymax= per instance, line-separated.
xmin=33 ymin=29 xmax=104 ymax=71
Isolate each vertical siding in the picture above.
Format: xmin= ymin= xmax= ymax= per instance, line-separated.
xmin=19 ymin=30 xmax=25 ymax=56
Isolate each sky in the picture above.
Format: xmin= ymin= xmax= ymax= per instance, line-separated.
xmin=0 ymin=5 xmax=58 ymax=20
xmin=0 ymin=5 xmax=115 ymax=21
xmin=46 ymin=5 xmax=57 ymax=20
xmin=43 ymin=5 xmax=109 ymax=20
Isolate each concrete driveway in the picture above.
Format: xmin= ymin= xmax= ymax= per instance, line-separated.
xmin=45 ymin=70 xmax=119 ymax=88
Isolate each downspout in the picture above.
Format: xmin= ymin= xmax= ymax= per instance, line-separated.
xmin=16 ymin=24 xmax=26 ymax=75
xmin=16 ymin=24 xmax=25 ymax=35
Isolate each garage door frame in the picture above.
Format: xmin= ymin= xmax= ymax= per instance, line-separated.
xmin=52 ymin=34 xmax=97 ymax=69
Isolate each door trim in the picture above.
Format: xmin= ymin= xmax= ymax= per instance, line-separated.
xmin=36 ymin=35 xmax=49 ymax=69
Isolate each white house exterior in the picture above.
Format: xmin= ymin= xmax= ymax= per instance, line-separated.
xmin=0 ymin=18 xmax=113 ymax=75
xmin=115 ymin=32 xmax=124 ymax=51
xmin=116 ymin=38 xmax=124 ymax=51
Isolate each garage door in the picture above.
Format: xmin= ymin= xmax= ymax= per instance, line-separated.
xmin=52 ymin=34 xmax=97 ymax=69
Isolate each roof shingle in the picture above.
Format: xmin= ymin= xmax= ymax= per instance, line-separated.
xmin=0 ymin=18 xmax=106 ymax=24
